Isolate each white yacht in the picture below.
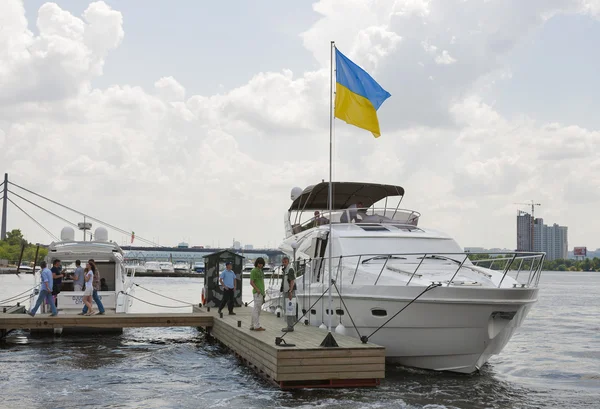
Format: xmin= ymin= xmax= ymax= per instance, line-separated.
xmin=125 ymin=258 xmax=147 ymax=274
xmin=29 ymin=226 xmax=135 ymax=332
xmin=173 ymin=262 xmax=189 ymax=273
xmin=242 ymin=262 xmax=254 ymax=278
xmin=159 ymin=262 xmax=175 ymax=273
xmin=145 ymin=261 xmax=162 ymax=273
xmin=193 ymin=261 xmax=205 ymax=273
xmin=265 ymin=182 xmax=545 ymax=374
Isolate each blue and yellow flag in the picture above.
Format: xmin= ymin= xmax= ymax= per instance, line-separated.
xmin=335 ymin=48 xmax=391 ymax=137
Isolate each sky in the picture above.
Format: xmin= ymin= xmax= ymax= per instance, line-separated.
xmin=1 ymin=0 xmax=600 ymax=250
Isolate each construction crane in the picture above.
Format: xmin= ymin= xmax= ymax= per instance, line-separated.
xmin=514 ymin=201 xmax=541 ymax=251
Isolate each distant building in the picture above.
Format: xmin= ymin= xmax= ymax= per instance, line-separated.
xmin=517 ymin=212 xmax=568 ymax=260
xmin=532 ymin=218 xmax=568 ymax=261
xmin=569 ymin=248 xmax=600 ymax=259
xmin=516 ymin=211 xmax=532 ymax=251
xmin=244 ymin=244 xmax=254 ymax=250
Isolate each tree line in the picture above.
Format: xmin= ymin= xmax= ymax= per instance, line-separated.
xmin=0 ymin=229 xmax=48 ymax=265
xmin=467 ymin=253 xmax=600 ymax=272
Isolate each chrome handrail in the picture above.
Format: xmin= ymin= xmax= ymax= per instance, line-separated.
xmin=298 ymin=251 xmax=545 ymax=289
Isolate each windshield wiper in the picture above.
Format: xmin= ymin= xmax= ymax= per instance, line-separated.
xmin=362 ymin=255 xmax=407 ymax=264
xmin=418 ymin=255 xmax=462 ymax=263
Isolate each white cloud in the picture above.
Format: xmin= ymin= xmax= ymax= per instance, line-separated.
xmin=154 ymin=76 xmax=186 ymax=101
xmin=2 ymin=0 xmax=600 ymax=250
xmin=435 ymin=50 xmax=456 ymax=65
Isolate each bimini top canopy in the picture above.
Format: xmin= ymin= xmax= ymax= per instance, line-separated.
xmin=289 ymin=182 xmax=404 ymax=211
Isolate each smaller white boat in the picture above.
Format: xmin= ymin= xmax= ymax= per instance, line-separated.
xmin=17 ymin=263 xmax=33 ymax=273
xmin=159 ymin=262 xmax=175 ymax=273
xmin=28 ymin=226 xmax=136 ymax=334
xmin=242 ymin=262 xmax=254 ymax=278
xmin=173 ymin=262 xmax=189 ymax=273
xmin=193 ymin=261 xmax=205 ymax=273
xmin=125 ymin=259 xmax=147 ymax=274
xmin=145 ymin=261 xmax=162 ymax=273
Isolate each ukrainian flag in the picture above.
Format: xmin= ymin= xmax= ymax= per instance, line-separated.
xmin=335 ymin=48 xmax=391 ymax=137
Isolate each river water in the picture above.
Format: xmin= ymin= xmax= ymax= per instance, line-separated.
xmin=1 ymin=271 xmax=599 ymax=408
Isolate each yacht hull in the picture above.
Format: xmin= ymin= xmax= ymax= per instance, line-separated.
xmin=267 ymin=286 xmax=537 ymax=373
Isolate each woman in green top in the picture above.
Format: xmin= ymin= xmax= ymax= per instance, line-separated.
xmin=249 ymin=257 xmax=266 ymax=331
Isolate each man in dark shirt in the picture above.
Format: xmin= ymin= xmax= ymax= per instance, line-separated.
xmin=50 ymin=259 xmax=66 ymax=306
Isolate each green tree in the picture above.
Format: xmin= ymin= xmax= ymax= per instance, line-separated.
xmin=0 ymin=229 xmax=46 ymax=264
xmin=5 ymin=229 xmax=26 ymax=246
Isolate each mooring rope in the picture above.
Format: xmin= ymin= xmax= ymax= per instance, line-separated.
xmin=361 ymin=282 xmax=441 ymax=343
xmin=133 ymin=283 xmax=195 ymax=306
xmin=119 ymin=291 xmax=191 ymax=309
xmin=279 ymin=283 xmax=332 ymax=341
xmin=332 ymin=281 xmax=362 ymax=339
xmin=0 ymin=286 xmax=37 ymax=305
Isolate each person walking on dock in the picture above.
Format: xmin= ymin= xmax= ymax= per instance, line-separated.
xmin=79 ymin=259 xmax=105 ymax=316
xmin=72 ymin=260 xmax=85 ymax=291
xmin=82 ymin=263 xmax=94 ymax=316
xmin=218 ymin=261 xmax=236 ymax=315
xmin=250 ymin=257 xmax=266 ymax=331
xmin=27 ymin=261 xmax=58 ymax=317
xmin=280 ymin=256 xmax=296 ymax=332
xmin=51 ymin=259 xmax=65 ymax=306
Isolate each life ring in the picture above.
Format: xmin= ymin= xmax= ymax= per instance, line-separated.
xmin=201 ymin=287 xmax=206 ymax=305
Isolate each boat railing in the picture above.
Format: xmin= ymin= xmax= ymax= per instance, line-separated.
xmin=292 ymin=251 xmax=545 ymax=289
xmin=290 ymin=207 xmax=421 ymax=234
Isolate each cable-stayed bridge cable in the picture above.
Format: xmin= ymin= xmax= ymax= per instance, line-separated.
xmin=7 ymin=198 xmax=59 ymax=241
xmin=8 ymin=190 xmax=81 ymax=232
xmin=8 ymin=181 xmax=158 ymax=246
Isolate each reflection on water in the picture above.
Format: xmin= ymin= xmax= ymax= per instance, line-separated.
xmin=1 ymin=273 xmax=599 ymax=408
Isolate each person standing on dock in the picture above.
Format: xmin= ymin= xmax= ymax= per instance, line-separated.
xmin=72 ymin=260 xmax=85 ymax=291
xmin=218 ymin=261 xmax=236 ymax=316
xmin=250 ymin=257 xmax=266 ymax=331
xmin=51 ymin=259 xmax=65 ymax=306
xmin=27 ymin=261 xmax=58 ymax=317
xmin=280 ymin=256 xmax=296 ymax=332
xmin=79 ymin=259 xmax=105 ymax=316
xmin=82 ymin=263 xmax=95 ymax=316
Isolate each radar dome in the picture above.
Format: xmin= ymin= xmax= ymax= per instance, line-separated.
xmin=60 ymin=227 xmax=75 ymax=241
xmin=94 ymin=227 xmax=109 ymax=242
xmin=290 ymin=187 xmax=303 ymax=201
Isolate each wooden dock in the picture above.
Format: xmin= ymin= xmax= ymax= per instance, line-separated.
xmin=208 ymin=307 xmax=385 ymax=388
xmin=0 ymin=306 xmax=385 ymax=389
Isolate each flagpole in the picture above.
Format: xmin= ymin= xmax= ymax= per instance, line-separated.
xmin=328 ymin=40 xmax=334 ymax=333
xmin=321 ymin=40 xmax=338 ymax=347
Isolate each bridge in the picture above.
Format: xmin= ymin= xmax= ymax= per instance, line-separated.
xmin=120 ymin=246 xmax=286 ymax=263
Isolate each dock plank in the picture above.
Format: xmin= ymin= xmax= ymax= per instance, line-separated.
xmin=0 ymin=313 xmax=213 ymax=329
